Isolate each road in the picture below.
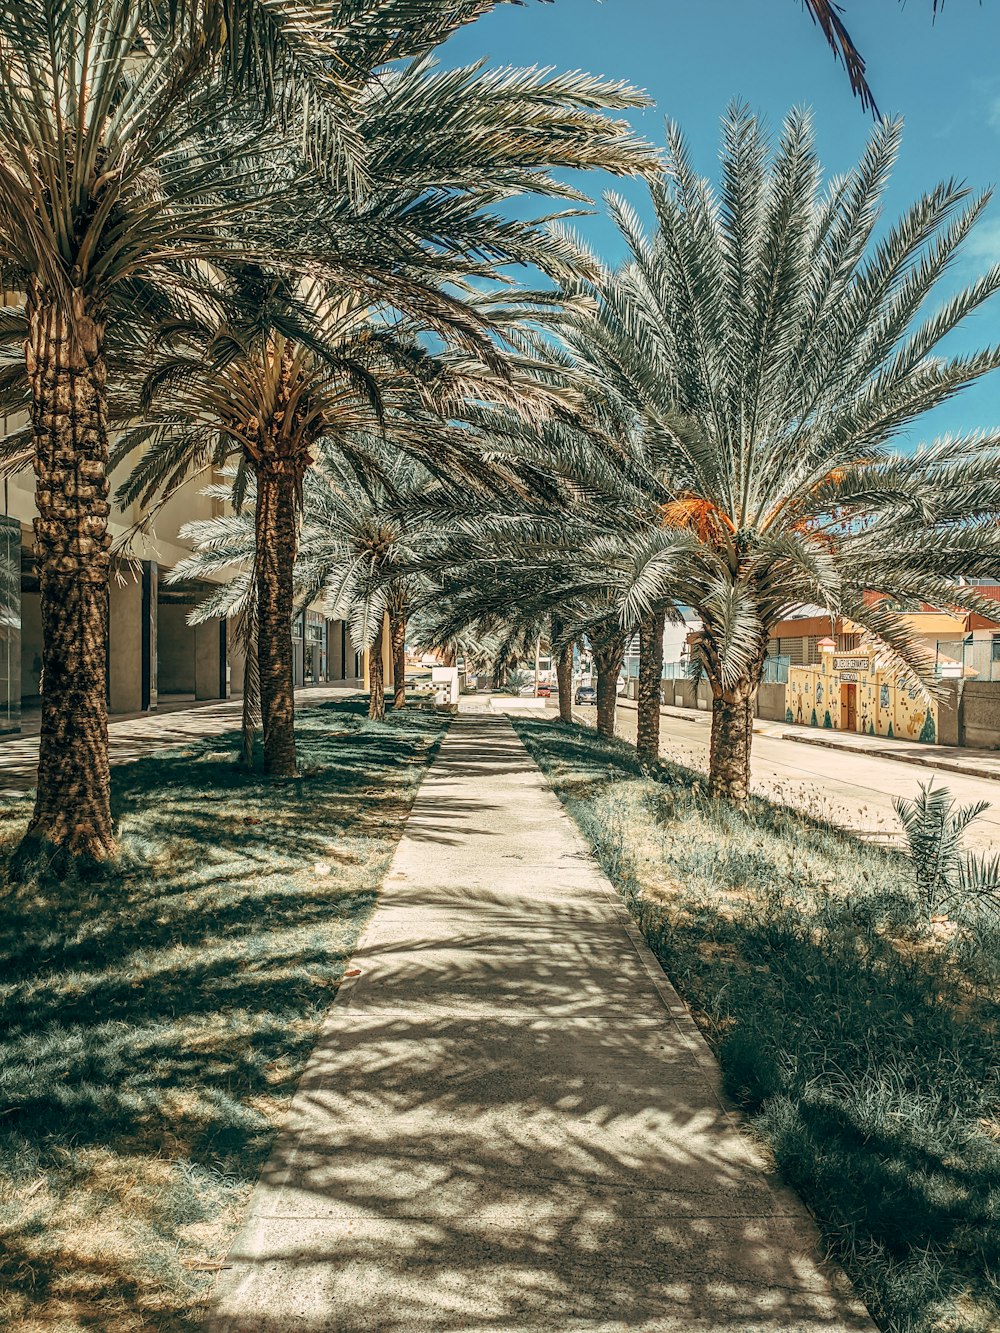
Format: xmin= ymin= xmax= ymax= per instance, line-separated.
xmin=568 ymin=701 xmax=1000 ymax=852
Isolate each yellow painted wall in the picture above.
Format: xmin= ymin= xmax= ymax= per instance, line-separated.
xmin=786 ymin=653 xmax=937 ymax=743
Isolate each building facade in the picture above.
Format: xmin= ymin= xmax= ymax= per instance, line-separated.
xmin=786 ymin=650 xmax=939 ymax=742
xmin=0 ymin=457 xmax=363 ymax=734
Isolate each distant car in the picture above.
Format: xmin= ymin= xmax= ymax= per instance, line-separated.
xmin=575 ymin=684 xmax=597 ymax=706
xmin=536 ymin=683 xmax=551 ymax=698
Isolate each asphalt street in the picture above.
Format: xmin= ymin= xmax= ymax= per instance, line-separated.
xmin=569 ymin=701 xmax=1000 ymax=852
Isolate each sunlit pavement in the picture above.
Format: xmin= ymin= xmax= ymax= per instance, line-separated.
xmin=0 ymin=684 xmax=363 ymax=793
xmin=569 ymin=700 xmax=1000 ymax=851
xmin=207 ymin=706 xmax=874 ymax=1332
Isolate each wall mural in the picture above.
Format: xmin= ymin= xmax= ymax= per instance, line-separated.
xmin=785 ymin=653 xmax=937 ymax=743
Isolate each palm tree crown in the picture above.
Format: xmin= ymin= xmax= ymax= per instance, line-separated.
xmin=554 ymin=106 xmax=1000 ymax=797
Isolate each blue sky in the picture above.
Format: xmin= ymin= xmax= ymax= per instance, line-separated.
xmin=442 ymin=0 xmax=1000 ymax=447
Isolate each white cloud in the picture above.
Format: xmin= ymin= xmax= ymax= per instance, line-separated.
xmin=963 ymin=217 xmax=1000 ymax=263
xmin=988 ymin=96 xmax=1000 ymax=133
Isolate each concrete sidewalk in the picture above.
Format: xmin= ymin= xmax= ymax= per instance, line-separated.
xmin=0 ymin=683 xmax=362 ymax=792
xmin=208 ymin=710 xmax=874 ymax=1332
xmin=772 ymin=721 xmax=1000 ymax=784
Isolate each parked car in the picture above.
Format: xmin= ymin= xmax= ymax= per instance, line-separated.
xmin=536 ymin=683 xmax=551 ymax=698
xmin=574 ymin=684 xmax=597 ymax=706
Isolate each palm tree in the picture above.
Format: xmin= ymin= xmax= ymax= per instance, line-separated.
xmin=170 ymin=441 xmax=485 ymax=730
xmin=802 ymin=1 xmax=949 ymax=119
xmin=0 ymin=0 xmax=297 ymax=867
xmin=297 ymin=438 xmax=595 ymax=721
xmin=122 ymin=272 xmax=585 ymax=761
xmin=293 ymin=445 xmax=446 ymax=722
xmin=635 ymin=607 xmax=666 ymax=761
xmin=0 ymin=0 xmax=464 ymax=865
xmin=113 ymin=52 xmax=656 ymax=774
xmin=549 ymin=612 xmax=575 ymax=724
xmin=563 ymin=106 xmax=1000 ymax=802
xmin=417 ymin=510 xmax=642 ymax=739
xmin=0 ymin=0 xmax=651 ymax=867
xmin=124 ymin=280 xmax=415 ymax=767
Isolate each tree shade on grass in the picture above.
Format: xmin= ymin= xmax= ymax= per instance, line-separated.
xmin=512 ymin=714 xmax=1000 ymax=1333
xmin=0 ymin=700 xmax=446 ymax=1332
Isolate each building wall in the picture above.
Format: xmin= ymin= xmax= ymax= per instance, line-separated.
xmin=649 ymin=657 xmax=1000 ymax=752
xmin=1 ymin=379 xmax=366 ymax=727
xmin=756 ymin=682 xmax=787 ymax=722
xmin=194 ymin=622 xmax=223 ymax=700
xmin=158 ymin=604 xmax=197 ymax=695
xmin=787 ymin=654 xmax=938 ymax=743
xmin=669 ymin=679 xmax=711 ymax=712
xmin=109 ymin=574 xmax=145 ymax=714
xmin=4 ymin=452 xmax=231 ymax=720
xmin=961 ymin=682 xmax=1000 ymax=750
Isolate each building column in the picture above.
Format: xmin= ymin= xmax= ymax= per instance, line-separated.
xmin=142 ymin=561 xmax=157 ymax=712
xmin=109 ymin=560 xmax=156 ymax=715
xmin=194 ymin=619 xmax=224 ymax=700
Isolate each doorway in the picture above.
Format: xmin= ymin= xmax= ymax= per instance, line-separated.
xmin=840 ymin=682 xmax=856 ymax=731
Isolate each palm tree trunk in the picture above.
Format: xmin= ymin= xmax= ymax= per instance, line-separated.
xmin=708 ymin=683 xmax=756 ymax=802
xmin=237 ymin=597 xmax=260 ymax=769
xmin=369 ymin=616 xmax=386 ymax=721
xmin=254 ymin=463 xmax=298 ymax=777
xmin=556 ymin=640 xmax=574 ymax=723
xmin=636 ymin=609 xmax=665 ymax=762
xmin=390 ymin=610 xmax=406 ymax=709
xmin=240 ymin=627 xmax=259 ymax=770
xmin=593 ymin=632 xmax=625 ymax=740
xmin=16 ymin=286 xmax=115 ymax=870
xmin=241 ymin=678 xmax=256 ymax=768
xmin=702 ymin=632 xmax=768 ymax=802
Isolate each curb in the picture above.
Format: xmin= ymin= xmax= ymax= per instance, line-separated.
xmin=780 ymin=731 xmax=1000 ymax=785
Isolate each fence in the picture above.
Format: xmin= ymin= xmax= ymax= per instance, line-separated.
xmin=761 ymin=654 xmax=791 ymax=685
xmin=662 ymin=659 xmax=700 ymax=681
xmin=628 ymin=654 xmax=789 ymax=684
xmin=935 ymin=639 xmax=1000 ymax=683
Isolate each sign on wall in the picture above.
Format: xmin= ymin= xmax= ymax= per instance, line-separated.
xmin=833 ymin=655 xmax=871 ymax=673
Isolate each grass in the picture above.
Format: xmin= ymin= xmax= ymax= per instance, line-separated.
xmin=0 ymin=699 xmax=446 ymax=1332
xmin=511 ymin=715 xmax=1000 ymax=1333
